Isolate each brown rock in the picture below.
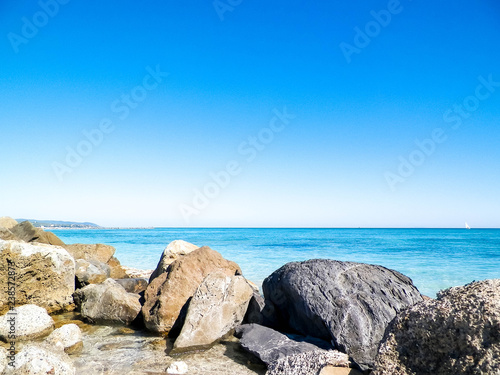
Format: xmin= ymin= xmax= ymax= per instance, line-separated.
xmin=374 ymin=279 xmax=500 ymax=375
xmin=11 ymin=221 xmax=66 ymax=246
xmin=0 ymin=227 xmax=18 ymax=241
xmin=142 ymin=246 xmax=241 ymax=333
xmin=115 ymin=278 xmax=148 ymax=294
xmin=0 ymin=217 xmax=18 ymax=229
xmin=65 ymin=243 xmax=115 ymax=263
xmin=107 ymin=256 xmax=129 ymax=278
xmin=0 ymin=240 xmax=75 ymax=314
xmin=320 ymin=367 xmax=364 ymax=375
xmin=149 ymin=240 xmax=199 ymax=282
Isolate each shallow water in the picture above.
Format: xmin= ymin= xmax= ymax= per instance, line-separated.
xmin=54 ymin=228 xmax=500 ymax=297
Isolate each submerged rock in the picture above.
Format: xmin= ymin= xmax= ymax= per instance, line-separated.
xmin=10 ymin=221 xmax=66 ymax=246
xmin=173 ymin=272 xmax=254 ymax=351
xmin=142 ymin=246 xmax=242 ymax=333
xmin=149 ymin=240 xmax=199 ymax=282
xmin=65 ymin=243 xmax=115 ymax=264
xmin=74 ymin=278 xmax=141 ymax=325
xmin=45 ymin=323 xmax=83 ymax=354
xmin=0 ymin=240 xmax=75 ymax=314
xmin=263 ymin=259 xmax=422 ymax=370
xmin=374 ymin=279 xmax=500 ymax=375
xmin=8 ymin=344 xmax=75 ymax=375
xmin=0 ymin=304 xmax=54 ymax=341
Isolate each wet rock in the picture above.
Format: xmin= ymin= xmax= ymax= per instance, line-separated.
xmin=74 ymin=278 xmax=141 ymax=325
xmin=149 ymin=240 xmax=199 ymax=282
xmin=173 ymin=272 xmax=254 ymax=351
xmin=0 ymin=240 xmax=75 ymax=314
xmin=45 ymin=323 xmax=83 ymax=354
xmin=374 ymin=279 xmax=500 ymax=375
xmin=0 ymin=304 xmax=54 ymax=341
xmin=10 ymin=221 xmax=66 ymax=246
xmin=142 ymin=246 xmax=241 ymax=333
xmin=75 ymin=259 xmax=111 ymax=287
xmin=115 ymin=278 xmax=148 ymax=294
xmin=65 ymin=243 xmax=115 ymax=264
xmin=263 ymin=259 xmax=422 ymax=371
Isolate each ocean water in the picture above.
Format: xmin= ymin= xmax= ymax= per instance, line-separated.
xmin=53 ymin=228 xmax=500 ymax=297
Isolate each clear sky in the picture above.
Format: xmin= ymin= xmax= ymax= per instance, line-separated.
xmin=1 ymin=0 xmax=499 ymax=228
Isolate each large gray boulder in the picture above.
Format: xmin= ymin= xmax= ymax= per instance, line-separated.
xmin=115 ymin=278 xmax=148 ymax=294
xmin=263 ymin=260 xmax=422 ymax=370
xmin=149 ymin=240 xmax=199 ymax=282
xmin=374 ymin=279 xmax=500 ymax=375
xmin=236 ymin=324 xmax=350 ymax=374
xmin=0 ymin=240 xmax=75 ymax=314
xmin=74 ymin=278 xmax=141 ymax=325
xmin=0 ymin=304 xmax=54 ymax=342
xmin=173 ymin=272 xmax=254 ymax=351
xmin=10 ymin=221 xmax=65 ymax=246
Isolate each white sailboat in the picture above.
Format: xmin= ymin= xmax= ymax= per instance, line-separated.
xmin=465 ymin=222 xmax=471 ymax=230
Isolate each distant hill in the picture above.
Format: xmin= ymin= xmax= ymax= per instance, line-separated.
xmin=16 ymin=219 xmax=101 ymax=229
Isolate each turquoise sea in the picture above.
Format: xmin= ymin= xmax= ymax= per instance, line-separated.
xmin=53 ymin=228 xmax=500 ymax=297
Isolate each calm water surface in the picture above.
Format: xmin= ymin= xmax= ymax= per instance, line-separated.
xmin=53 ymin=228 xmax=500 ymax=297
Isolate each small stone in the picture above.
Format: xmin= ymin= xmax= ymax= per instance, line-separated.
xmin=167 ymin=361 xmax=189 ymax=374
xmin=45 ymin=323 xmax=83 ymax=354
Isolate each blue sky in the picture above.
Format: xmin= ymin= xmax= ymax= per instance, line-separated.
xmin=1 ymin=0 xmax=499 ymax=227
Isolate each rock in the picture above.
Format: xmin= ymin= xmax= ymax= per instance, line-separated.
xmin=0 ymin=227 xmax=18 ymax=241
xmin=173 ymin=272 xmax=254 ymax=351
xmin=74 ymin=278 xmax=141 ymax=325
xmin=107 ymin=256 xmax=129 ymax=279
xmin=9 ymin=344 xmax=75 ymax=375
xmin=263 ymin=259 xmax=422 ymax=371
xmin=0 ymin=304 xmax=54 ymax=341
xmin=142 ymin=246 xmax=242 ymax=333
xmin=64 ymin=243 xmax=115 ymax=264
xmin=0 ymin=217 xmax=18 ymax=230
xmin=122 ymin=266 xmax=153 ymax=279
xmin=167 ymin=361 xmax=189 ymax=374
xmin=320 ymin=367 xmax=364 ymax=375
xmin=0 ymin=347 xmax=7 ymax=373
xmin=75 ymin=259 xmax=110 ymax=287
xmin=0 ymin=240 xmax=75 ymax=314
xmin=45 ymin=324 xmax=83 ymax=354
xmin=235 ymin=324 xmax=347 ymax=368
xmin=267 ymin=351 xmax=352 ymax=375
xmin=10 ymin=221 xmax=66 ymax=246
xmin=243 ymin=290 xmax=266 ymax=324
xmin=149 ymin=240 xmax=199 ymax=282
xmin=373 ymin=279 xmax=500 ymax=375
xmin=115 ymin=278 xmax=148 ymax=294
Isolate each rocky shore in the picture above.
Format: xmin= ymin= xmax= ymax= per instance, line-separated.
xmin=0 ymin=216 xmax=498 ymax=374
